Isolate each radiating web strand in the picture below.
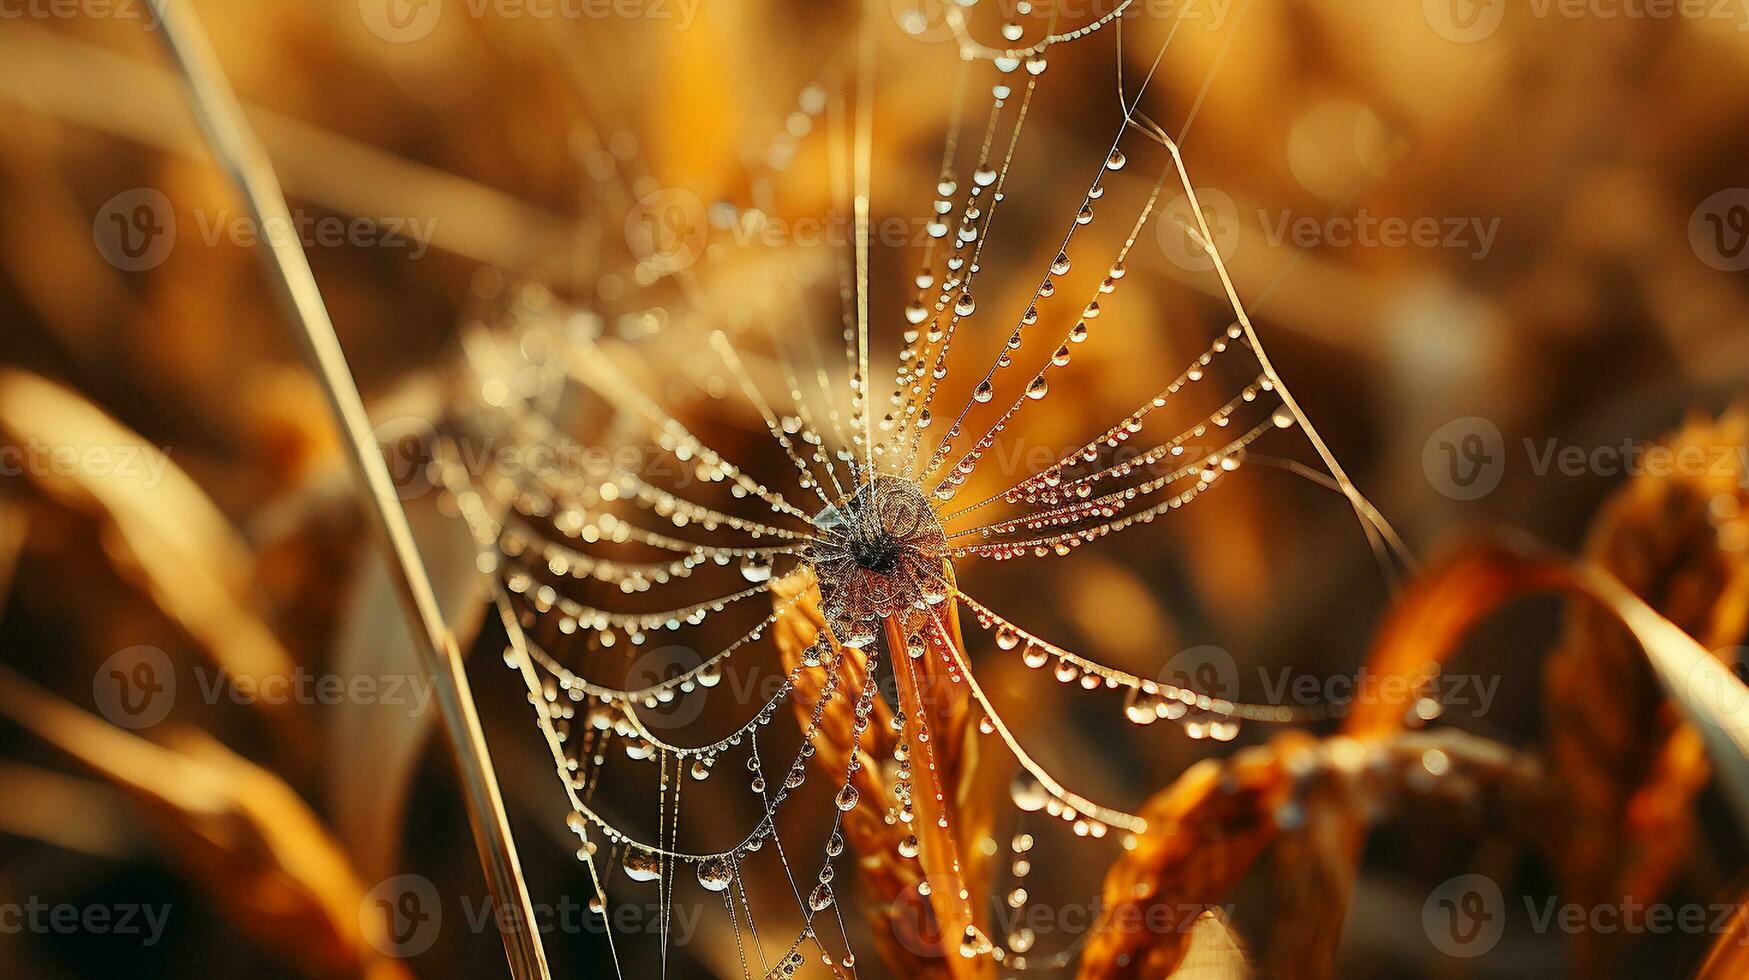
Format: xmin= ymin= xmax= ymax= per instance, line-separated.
xmin=491 ymin=587 xmax=625 ymax=980
xmin=926 ymin=166 xmax=1175 ymax=500
xmin=898 ymin=10 xmax=1058 ymax=480
xmin=1159 ymin=135 xmax=1411 ymax=577
xmin=915 ymin=23 xmax=1181 ymax=486
xmin=883 ymin=55 xmax=970 ymax=460
xmin=710 ymin=330 xmax=838 ymax=509
xmin=935 ymin=329 xmax=1252 ymax=523
xmin=922 ymin=605 xmax=1147 ymax=833
xmin=851 ymin=0 xmax=878 ymax=481
xmin=949 ymin=415 xmax=1278 ymax=544
xmin=898 ymin=76 xmax=1040 ymax=478
xmin=565 ymin=340 xmax=821 ymax=527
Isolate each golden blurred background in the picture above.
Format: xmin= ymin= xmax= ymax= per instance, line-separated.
xmin=3 ymin=0 xmax=1749 ymax=977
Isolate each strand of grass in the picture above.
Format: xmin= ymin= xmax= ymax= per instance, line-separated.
xmin=141 ymin=1 xmax=549 ymax=976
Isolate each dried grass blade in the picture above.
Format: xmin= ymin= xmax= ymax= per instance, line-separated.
xmin=138 ymin=1 xmax=547 ymax=975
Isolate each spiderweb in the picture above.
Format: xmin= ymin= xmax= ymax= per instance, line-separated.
xmin=431 ymin=1 xmax=1415 ymax=975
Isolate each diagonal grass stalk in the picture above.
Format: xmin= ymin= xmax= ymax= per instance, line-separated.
xmin=141 ymin=1 xmax=550 ymax=976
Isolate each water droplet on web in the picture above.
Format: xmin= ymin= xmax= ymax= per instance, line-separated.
xmin=1124 ymin=687 xmax=1165 ymax=725
xmin=623 ymin=851 xmax=661 ymax=882
xmin=697 ymin=856 xmax=734 ymax=892
xmin=835 ymin=783 xmax=860 ymax=811
xmin=1011 ymin=772 xmax=1048 ymax=812
xmin=1106 ymin=148 xmax=1127 ymax=170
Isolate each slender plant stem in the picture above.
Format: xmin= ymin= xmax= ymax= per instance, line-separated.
xmin=141 ymin=2 xmax=550 ymax=977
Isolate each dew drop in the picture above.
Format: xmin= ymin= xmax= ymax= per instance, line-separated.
xmin=835 ymin=783 xmax=861 ymax=811
xmin=740 ymin=554 xmax=773 ymax=583
xmin=623 ymin=851 xmax=661 ymax=882
xmin=696 ymin=856 xmax=734 ymax=892
xmin=1010 ymin=772 xmax=1049 ymax=812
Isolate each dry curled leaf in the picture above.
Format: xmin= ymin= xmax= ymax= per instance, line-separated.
xmin=1544 ymin=409 xmax=1749 ymax=972
xmin=1079 ymin=733 xmax=1310 ymax=979
xmin=0 ymin=369 xmax=297 ymax=701
xmin=773 ymin=569 xmax=993 ymax=979
xmin=1074 ymin=719 xmax=1543 ymax=980
xmin=0 ymin=667 xmax=408 ymax=980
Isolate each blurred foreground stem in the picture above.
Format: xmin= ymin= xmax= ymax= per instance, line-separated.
xmin=141 ymin=1 xmax=551 ymax=977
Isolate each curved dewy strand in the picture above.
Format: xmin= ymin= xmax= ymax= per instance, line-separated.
xmin=911 ymin=6 xmax=1187 ymax=489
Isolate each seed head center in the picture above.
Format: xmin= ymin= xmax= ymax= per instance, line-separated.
xmin=808 ymin=476 xmax=947 ymax=638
